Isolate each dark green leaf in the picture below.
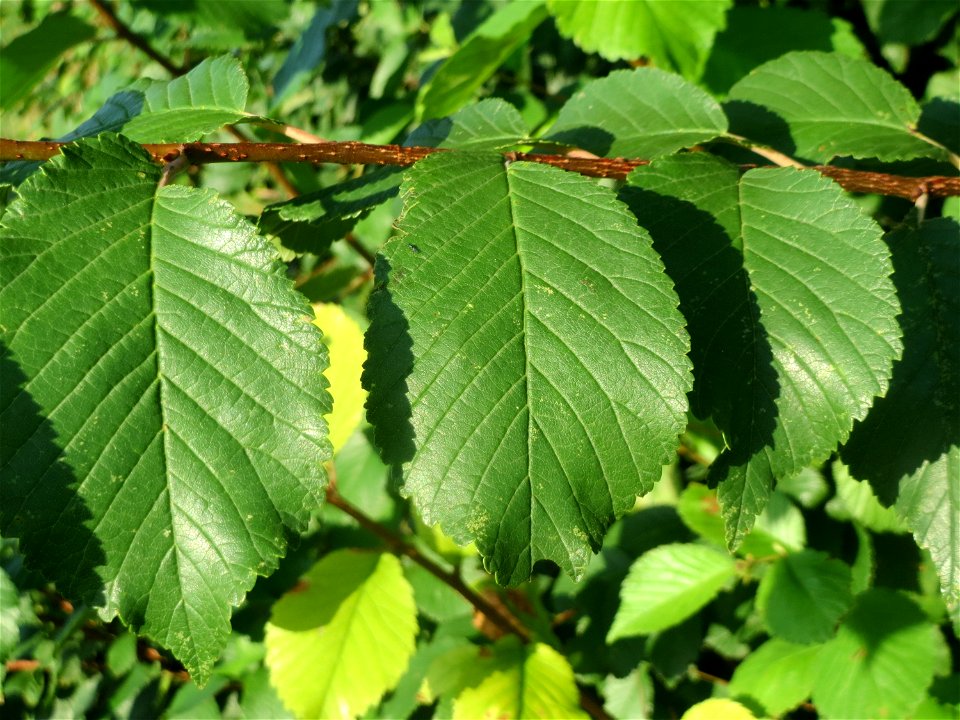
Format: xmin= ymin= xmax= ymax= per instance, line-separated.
xmin=624 ymin=154 xmax=901 ymax=545
xmin=0 ymin=134 xmax=330 ymax=682
xmin=365 ymin=152 xmax=691 ymax=584
xmin=842 ymin=219 xmax=960 ymax=612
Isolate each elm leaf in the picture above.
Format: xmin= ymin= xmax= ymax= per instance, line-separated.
xmin=0 ymin=134 xmax=330 ymax=682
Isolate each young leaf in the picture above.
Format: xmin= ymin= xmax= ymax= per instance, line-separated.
xmin=417 ymin=1 xmax=548 ymax=120
xmin=755 ymin=551 xmax=853 ymax=643
xmin=545 ymin=68 xmax=728 ymax=158
xmin=841 ymin=219 xmax=960 ymax=612
xmin=364 ymin=152 xmax=691 ymax=584
xmin=812 ymin=590 xmax=944 ymax=720
xmin=624 ymin=154 xmax=902 ymax=546
xmin=546 ymin=0 xmax=732 ymax=78
xmin=264 ymin=551 xmax=417 ymax=720
xmin=608 ymin=543 xmax=738 ymax=640
xmin=728 ymin=639 xmax=822 ymax=717
xmin=452 ymin=640 xmax=587 ymax=720
xmin=0 ymin=134 xmax=330 ymax=682
xmin=726 ymin=51 xmax=954 ymax=163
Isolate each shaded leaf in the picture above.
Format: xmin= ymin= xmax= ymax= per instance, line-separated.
xmin=261 ymin=99 xmax=528 ymax=255
xmin=756 ymin=551 xmax=853 ymax=643
xmin=264 ymin=551 xmax=417 ymax=720
xmin=608 ymin=543 xmax=737 ymax=640
xmin=624 ymin=154 xmax=901 ymax=546
xmin=0 ymin=134 xmax=330 ymax=682
xmin=726 ymin=51 xmax=952 ymax=163
xmin=812 ymin=590 xmax=944 ymax=720
xmin=701 ymin=6 xmax=864 ymax=96
xmin=364 ymin=152 xmax=691 ymax=584
xmin=545 ymin=68 xmax=728 ymax=158
xmin=842 ymin=218 xmax=960 ymax=612
xmin=418 ymin=1 xmax=548 ymax=120
xmin=0 ymin=10 xmax=96 ymax=110
xmin=547 ymin=0 xmax=731 ymax=78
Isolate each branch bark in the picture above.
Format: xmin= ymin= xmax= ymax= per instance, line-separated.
xmin=3 ymin=138 xmax=957 ymax=200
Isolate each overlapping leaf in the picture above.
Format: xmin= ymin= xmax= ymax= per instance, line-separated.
xmin=453 ymin=641 xmax=587 ymax=720
xmin=545 ymin=68 xmax=728 ymax=158
xmin=546 ymin=0 xmax=731 ymax=77
xmin=264 ymin=551 xmax=417 ymax=719
xmin=841 ymin=219 xmax=960 ymax=612
xmin=624 ymin=154 xmax=902 ymax=545
xmin=1 ymin=55 xmax=253 ymax=185
xmin=0 ymin=134 xmax=330 ymax=682
xmin=756 ymin=551 xmax=852 ymax=643
xmin=261 ymin=99 xmax=528 ymax=255
xmin=608 ymin=543 xmax=738 ymax=640
xmin=726 ymin=51 xmax=955 ymax=163
xmin=729 ymin=639 xmax=822 ymax=717
xmin=364 ymin=152 xmax=691 ymax=584
xmin=812 ymin=590 xmax=944 ymax=719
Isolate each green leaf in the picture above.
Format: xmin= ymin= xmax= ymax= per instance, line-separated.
xmin=264 ymin=551 xmax=417 ymax=720
xmin=0 ymin=11 xmax=96 ymax=110
xmin=624 ymin=154 xmax=901 ymax=546
xmin=547 ymin=0 xmax=731 ymax=77
xmin=417 ymin=1 xmax=548 ymax=120
xmin=756 ymin=550 xmax=852 ymax=643
xmin=116 ymin=55 xmax=253 ymax=142
xmin=842 ymin=219 xmax=960 ymax=613
xmin=271 ymin=0 xmax=359 ymax=108
xmin=602 ymin=666 xmax=654 ymax=720
xmin=1 ymin=55 xmax=253 ymax=185
xmin=0 ymin=134 xmax=330 ymax=682
xmin=261 ymin=99 xmax=528 ymax=255
xmin=701 ymin=6 xmax=865 ymax=96
xmin=726 ymin=51 xmax=953 ymax=163
xmin=364 ymin=152 xmax=691 ymax=584
xmin=826 ymin=461 xmax=905 ymax=533
xmin=406 ymin=98 xmax=529 ymax=150
xmin=812 ymin=589 xmax=945 ymax=720
xmin=862 ymin=0 xmax=958 ymax=47
xmin=313 ymin=303 xmax=367 ymax=454
xmin=545 ymin=68 xmax=728 ymax=158
xmin=453 ymin=640 xmax=588 ymax=720
xmin=608 ymin=543 xmax=737 ymax=640
xmin=728 ymin=639 xmax=822 ymax=717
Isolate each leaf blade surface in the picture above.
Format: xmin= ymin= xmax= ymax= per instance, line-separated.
xmin=364 ymin=152 xmax=691 ymax=584
xmin=0 ymin=134 xmax=330 ymax=682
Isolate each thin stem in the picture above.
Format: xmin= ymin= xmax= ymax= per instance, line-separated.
xmin=87 ymin=0 xmax=184 ymax=75
xmin=226 ymin=126 xmax=299 ymax=198
xmin=3 ymin=138 xmax=957 ymax=200
xmin=345 ymin=233 xmax=377 ymax=269
xmin=723 ymin=133 xmax=806 ymax=168
xmin=324 ymin=480 xmax=532 ymax=643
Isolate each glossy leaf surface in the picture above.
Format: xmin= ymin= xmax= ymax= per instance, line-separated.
xmin=365 ymin=152 xmax=691 ymax=584
xmin=625 ymin=154 xmax=901 ymax=546
xmin=0 ymin=135 xmax=330 ymax=682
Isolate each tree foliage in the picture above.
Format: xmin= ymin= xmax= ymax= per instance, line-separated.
xmin=1 ymin=1 xmax=957 ymax=718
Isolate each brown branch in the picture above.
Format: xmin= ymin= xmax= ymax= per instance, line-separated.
xmin=87 ymin=0 xmax=184 ymax=75
xmin=324 ymin=482 xmax=532 ymax=643
xmin=4 ymin=138 xmax=957 ymax=200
